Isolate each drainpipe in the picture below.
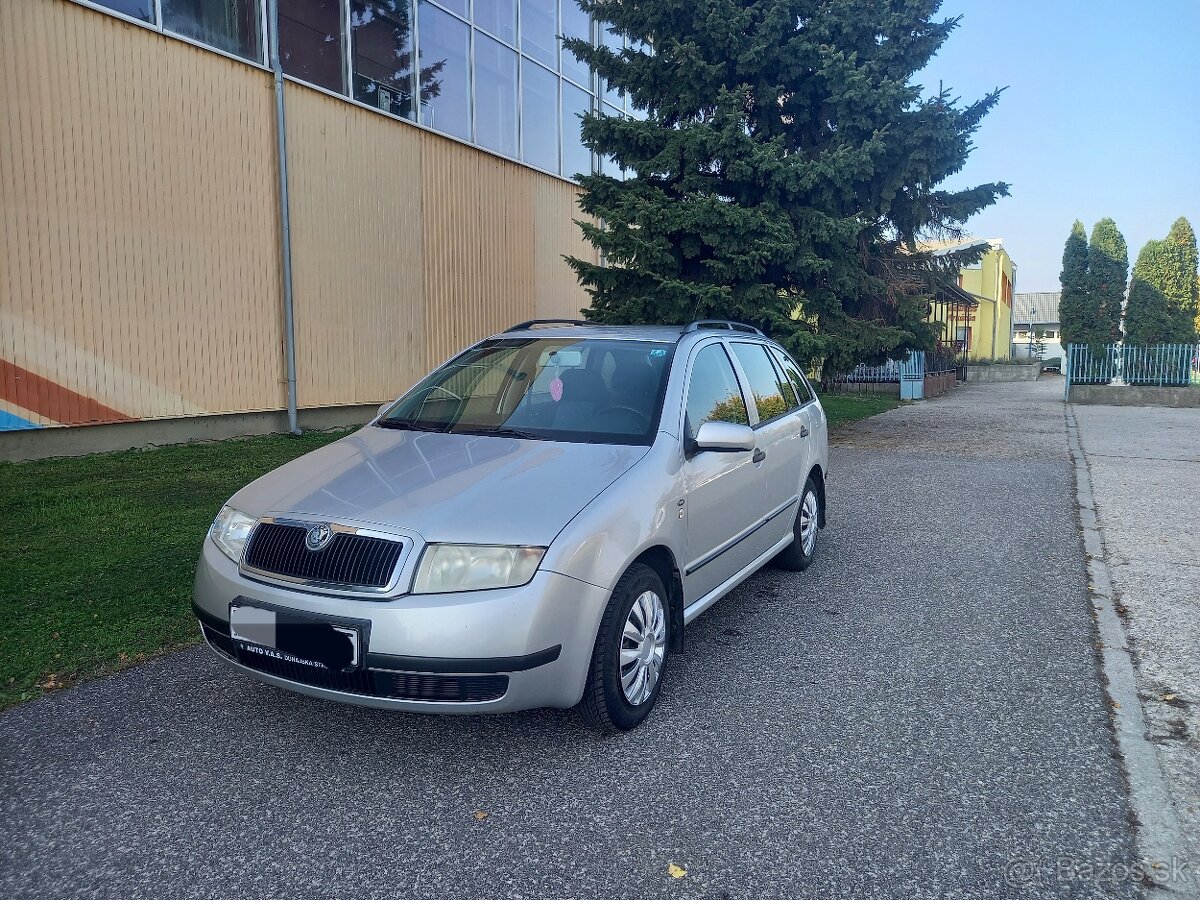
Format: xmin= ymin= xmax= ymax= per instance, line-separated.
xmin=991 ymin=250 xmax=1000 ymax=361
xmin=267 ymin=0 xmax=301 ymax=435
xmin=1009 ymin=263 xmax=1017 ymax=358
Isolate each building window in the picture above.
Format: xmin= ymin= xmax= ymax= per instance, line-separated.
xmin=93 ymin=0 xmax=155 ymax=22
xmin=521 ymin=59 xmax=558 ymax=172
xmin=474 ymin=34 xmax=518 ymax=157
xmin=87 ymin=0 xmax=613 ymax=182
xmin=559 ymin=0 xmax=591 ymax=87
xmin=278 ymin=0 xmax=346 ymax=93
xmin=561 ymin=81 xmax=592 ymax=179
xmin=475 ymin=0 xmax=516 ymax=45
xmin=350 ymin=0 xmax=416 ymax=119
xmin=600 ymin=23 xmax=623 ymax=109
xmin=521 ymin=0 xmax=556 ymax=68
xmin=417 ymin=2 xmax=471 ymax=141
xmin=162 ymin=0 xmax=263 ymax=61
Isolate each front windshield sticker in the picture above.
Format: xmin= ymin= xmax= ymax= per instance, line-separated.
xmin=650 ymin=348 xmax=667 ymax=358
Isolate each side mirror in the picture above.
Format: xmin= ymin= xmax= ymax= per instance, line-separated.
xmin=693 ymin=420 xmax=755 ymax=453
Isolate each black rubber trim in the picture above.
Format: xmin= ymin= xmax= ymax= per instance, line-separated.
xmin=366 ymin=645 xmax=562 ymax=674
xmin=684 ymin=496 xmax=798 ymax=576
xmin=193 ymin=602 xmax=229 ymax=635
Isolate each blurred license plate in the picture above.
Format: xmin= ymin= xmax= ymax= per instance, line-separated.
xmin=229 ymin=603 xmax=360 ymax=671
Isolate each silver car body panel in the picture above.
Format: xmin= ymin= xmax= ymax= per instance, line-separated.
xmin=193 ymin=326 xmax=829 ymax=712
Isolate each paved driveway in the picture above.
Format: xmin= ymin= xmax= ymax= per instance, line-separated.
xmin=1 ymin=381 xmax=1139 ymax=898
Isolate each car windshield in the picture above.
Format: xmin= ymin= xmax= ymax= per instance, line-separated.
xmin=378 ymin=337 xmax=675 ymax=445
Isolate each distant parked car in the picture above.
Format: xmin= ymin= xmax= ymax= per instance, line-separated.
xmin=194 ymin=320 xmax=829 ymax=731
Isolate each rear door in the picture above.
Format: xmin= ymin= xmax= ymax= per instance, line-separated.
xmin=680 ymin=341 xmax=768 ymax=602
xmin=728 ymin=341 xmax=809 ymax=547
xmin=770 ymin=346 xmax=826 ymax=471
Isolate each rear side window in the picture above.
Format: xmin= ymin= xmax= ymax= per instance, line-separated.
xmin=730 ymin=342 xmax=795 ymax=424
xmin=769 ymin=347 xmax=816 ymax=404
xmin=684 ymin=344 xmax=749 ymax=440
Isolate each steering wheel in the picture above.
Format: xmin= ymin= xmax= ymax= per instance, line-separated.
xmin=595 ymin=405 xmax=651 ymax=429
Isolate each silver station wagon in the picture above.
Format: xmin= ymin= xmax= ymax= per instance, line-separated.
xmin=194 ymin=320 xmax=828 ymax=731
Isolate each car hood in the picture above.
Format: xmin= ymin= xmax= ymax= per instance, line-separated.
xmin=231 ymin=426 xmax=649 ymax=546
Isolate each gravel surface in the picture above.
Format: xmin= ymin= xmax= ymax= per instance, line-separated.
xmin=1073 ymin=401 xmax=1200 ymax=871
xmin=1 ymin=381 xmax=1140 ymax=898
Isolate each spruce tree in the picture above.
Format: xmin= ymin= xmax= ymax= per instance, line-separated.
xmin=1058 ymin=220 xmax=1089 ymax=348
xmin=1087 ymin=218 xmax=1127 ymax=349
xmin=1163 ymin=217 xmax=1199 ymax=341
xmin=562 ymin=0 xmax=1008 ymax=374
xmin=1123 ymin=240 xmax=1173 ymax=345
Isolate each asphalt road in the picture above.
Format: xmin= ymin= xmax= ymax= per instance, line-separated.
xmin=1 ymin=381 xmax=1140 ymax=898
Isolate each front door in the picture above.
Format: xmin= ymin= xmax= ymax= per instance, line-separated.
xmin=680 ymin=342 xmax=768 ymax=602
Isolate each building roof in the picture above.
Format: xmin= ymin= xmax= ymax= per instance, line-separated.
xmin=920 ymin=237 xmax=1005 ymax=258
xmin=1013 ymin=292 xmax=1061 ymax=325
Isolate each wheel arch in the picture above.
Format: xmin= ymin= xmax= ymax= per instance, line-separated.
xmin=808 ymin=464 xmax=827 ymax=528
xmin=629 ymin=545 xmax=685 ymax=653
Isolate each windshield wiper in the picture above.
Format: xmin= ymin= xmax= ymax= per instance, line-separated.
xmin=375 ymin=418 xmax=450 ymax=433
xmin=466 ymin=426 xmax=545 ymax=440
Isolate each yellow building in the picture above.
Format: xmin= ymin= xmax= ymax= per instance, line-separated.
xmin=928 ymin=239 xmax=1016 ymax=360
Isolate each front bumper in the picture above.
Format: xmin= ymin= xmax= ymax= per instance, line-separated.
xmin=192 ymin=539 xmax=611 ymax=713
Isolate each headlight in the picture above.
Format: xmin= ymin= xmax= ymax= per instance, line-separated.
xmin=414 ymin=544 xmax=545 ymax=594
xmin=209 ymin=505 xmax=257 ymax=563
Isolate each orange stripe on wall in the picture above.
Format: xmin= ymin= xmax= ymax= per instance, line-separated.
xmin=0 ymin=359 xmax=134 ymax=425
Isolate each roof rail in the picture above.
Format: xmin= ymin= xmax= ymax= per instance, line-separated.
xmin=504 ymin=319 xmax=591 ymax=332
xmin=683 ymin=319 xmax=764 ymax=335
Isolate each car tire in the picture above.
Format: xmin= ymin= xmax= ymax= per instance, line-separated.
xmin=772 ymin=475 xmax=821 ymax=572
xmin=577 ymin=563 xmax=669 ymax=733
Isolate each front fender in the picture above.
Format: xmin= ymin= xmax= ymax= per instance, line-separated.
xmin=540 ymin=437 xmax=685 ymax=596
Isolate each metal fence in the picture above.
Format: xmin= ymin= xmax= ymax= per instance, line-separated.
xmin=836 ymin=359 xmax=902 ymax=383
xmin=833 ymin=352 xmax=930 ymax=399
xmin=1064 ymin=343 xmax=1200 ymax=400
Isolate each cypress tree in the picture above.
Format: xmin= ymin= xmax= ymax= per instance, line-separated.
xmin=1123 ymin=240 xmax=1173 ymax=345
xmin=1163 ymin=217 xmax=1199 ymax=341
xmin=562 ymin=0 xmax=1008 ymax=374
xmin=1058 ymin=220 xmax=1089 ymax=348
xmin=1087 ymin=218 xmax=1127 ymax=349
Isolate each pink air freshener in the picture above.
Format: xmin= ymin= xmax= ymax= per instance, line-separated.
xmin=550 ymin=377 xmax=564 ymax=402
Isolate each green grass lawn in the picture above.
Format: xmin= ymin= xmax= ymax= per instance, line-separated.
xmin=0 ymin=430 xmax=351 ymax=710
xmin=818 ymin=392 xmax=903 ymax=428
xmin=0 ymin=392 xmax=900 ymax=710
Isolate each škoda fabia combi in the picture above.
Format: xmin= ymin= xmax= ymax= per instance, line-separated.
xmin=194 ymin=320 xmax=828 ymax=731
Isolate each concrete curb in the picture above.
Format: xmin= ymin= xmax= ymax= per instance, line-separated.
xmin=1065 ymin=405 xmax=1197 ymax=896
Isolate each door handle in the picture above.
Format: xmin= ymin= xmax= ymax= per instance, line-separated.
xmin=799 ymin=425 xmax=810 ymax=438
xmin=752 ymin=448 xmax=766 ymax=463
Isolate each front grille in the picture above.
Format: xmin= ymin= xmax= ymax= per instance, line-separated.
xmin=235 ymin=645 xmax=509 ymax=703
xmin=238 ymin=647 xmax=377 ymax=694
xmin=243 ymin=522 xmax=404 ymax=589
xmin=374 ymin=672 xmax=509 ymax=703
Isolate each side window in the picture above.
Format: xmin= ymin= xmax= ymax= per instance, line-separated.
xmin=684 ymin=344 xmax=749 ymax=440
xmin=730 ymin=343 xmax=794 ymax=424
xmin=770 ymin=347 xmax=816 ymax=404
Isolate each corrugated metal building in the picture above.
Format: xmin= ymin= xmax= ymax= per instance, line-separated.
xmin=2 ymin=0 xmax=618 ymax=452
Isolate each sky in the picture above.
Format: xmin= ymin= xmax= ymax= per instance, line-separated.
xmin=918 ymin=0 xmax=1200 ymax=292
